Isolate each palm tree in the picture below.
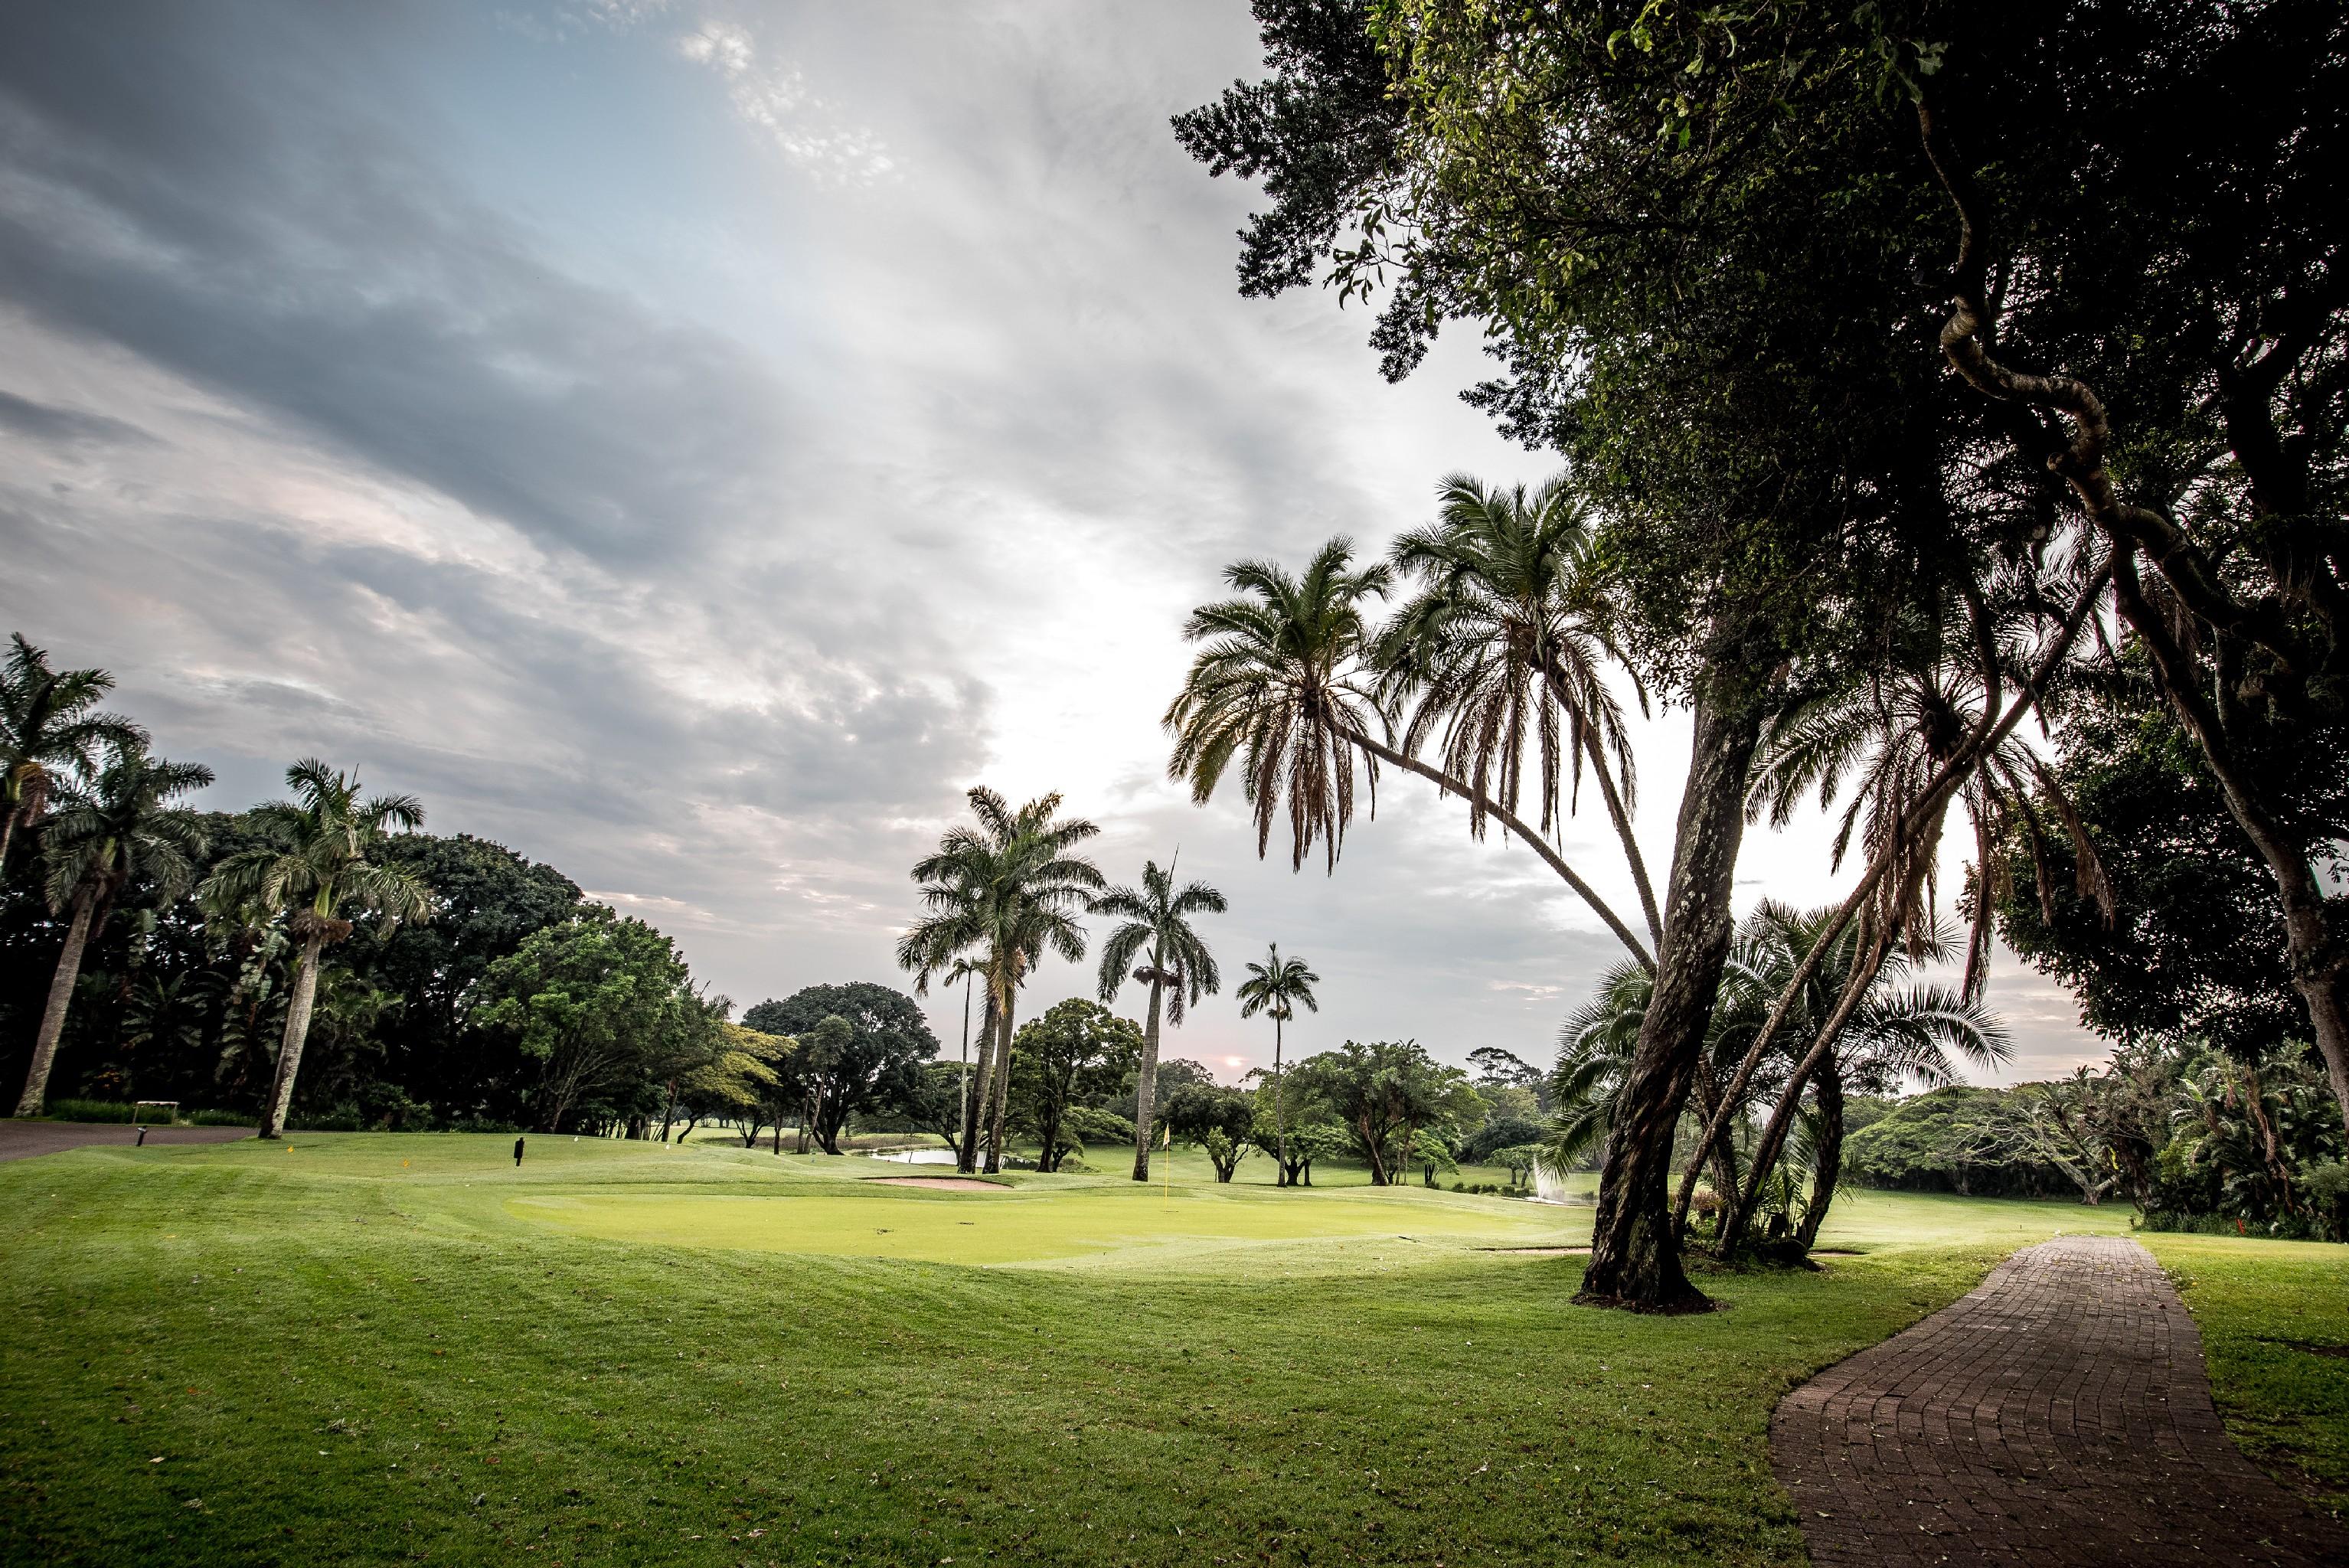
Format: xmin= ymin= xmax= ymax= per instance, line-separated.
xmin=1673 ymin=578 xmax=2109 ymax=1236
xmin=12 ymin=750 xmax=212 ymax=1116
xmin=1717 ymin=904 xmax=2009 ymax=1255
xmin=1093 ymin=856 xmax=1226 ymax=1181
xmin=898 ymin=787 xmax=1102 ymax=1173
xmin=0 ymin=633 xmax=145 ymax=875
xmin=201 ymin=760 xmax=432 ymax=1138
xmin=1547 ymin=900 xmax=2006 ymax=1254
xmin=1380 ymin=474 xmax=1661 ymax=948
xmin=1166 ymin=538 xmax=1655 ymax=969
xmin=1236 ymin=943 xmax=1318 ymax=1184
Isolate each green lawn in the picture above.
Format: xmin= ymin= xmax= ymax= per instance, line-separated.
xmin=0 ymin=1134 xmax=2334 ymax=1566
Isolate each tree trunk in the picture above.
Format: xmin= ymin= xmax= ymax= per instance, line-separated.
xmin=1793 ymin=1059 xmax=1844 ymax=1254
xmin=984 ymin=992 xmax=1014 ymax=1174
xmin=1579 ymin=685 xmax=1764 ymax=1312
xmin=0 ymin=808 xmax=16 ymax=879
xmin=959 ymin=987 xmax=1000 ymax=1174
xmin=13 ymin=888 xmax=95 ymax=1116
xmin=257 ymin=932 xmax=325 ymax=1140
xmin=1130 ymin=966 xmax=1165 ymax=1181
xmin=1273 ymin=1011 xmax=1289 ymax=1188
xmin=2115 ymin=567 xmax=2349 ymax=1138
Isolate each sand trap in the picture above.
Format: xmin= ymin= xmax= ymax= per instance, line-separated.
xmin=869 ymin=1176 xmax=1003 ymax=1191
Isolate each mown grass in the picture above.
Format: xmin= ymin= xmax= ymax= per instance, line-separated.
xmin=2143 ymin=1232 xmax=2349 ymax=1505
xmin=0 ymin=1132 xmax=2321 ymax=1566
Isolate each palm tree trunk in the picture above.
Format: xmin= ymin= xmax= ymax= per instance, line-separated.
xmin=1579 ymin=684 xmax=1764 ymax=1312
xmin=959 ymin=988 xmax=998 ymax=1173
xmin=1549 ymin=667 xmax=1664 ymax=950
xmin=1341 ymin=726 xmax=1657 ymax=972
xmin=1273 ymin=1011 xmax=1289 ymax=1187
xmin=0 ymin=807 xmax=17 ymax=880
xmin=1793 ymin=1058 xmax=1844 ymax=1253
xmin=13 ymin=888 xmax=95 ymax=1116
xmin=953 ymin=985 xmax=991 ymax=1168
xmin=258 ymin=933 xmax=325 ymax=1140
xmin=1130 ymin=967 xmax=1164 ymax=1181
xmin=984 ymin=992 xmax=1014 ymax=1173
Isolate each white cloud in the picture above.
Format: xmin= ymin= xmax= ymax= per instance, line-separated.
xmin=676 ymin=18 xmax=894 ymax=185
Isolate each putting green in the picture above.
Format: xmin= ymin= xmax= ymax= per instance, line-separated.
xmin=506 ymin=1179 xmax=1589 ymax=1267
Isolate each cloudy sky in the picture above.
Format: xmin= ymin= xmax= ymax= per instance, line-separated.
xmin=0 ymin=0 xmax=2102 ymax=1083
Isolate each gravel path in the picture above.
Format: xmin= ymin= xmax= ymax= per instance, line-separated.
xmin=1772 ymin=1234 xmax=2347 ymax=1566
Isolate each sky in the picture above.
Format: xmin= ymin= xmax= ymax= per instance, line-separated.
xmin=0 ymin=0 xmax=2106 ymax=1085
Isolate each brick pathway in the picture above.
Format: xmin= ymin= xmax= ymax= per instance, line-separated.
xmin=0 ymin=1119 xmax=252 ymax=1161
xmin=1772 ymin=1234 xmax=2348 ymax=1566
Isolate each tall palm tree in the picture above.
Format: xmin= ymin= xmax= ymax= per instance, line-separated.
xmin=1380 ymin=474 xmax=1661 ymax=948
xmin=1093 ymin=855 xmax=1227 ymax=1181
xmin=898 ymin=787 xmax=1102 ymax=1173
xmin=1235 ymin=943 xmax=1318 ymax=1184
xmin=201 ymin=760 xmax=432 ymax=1139
xmin=1166 ymin=538 xmax=1655 ymax=969
xmin=12 ymin=750 xmax=212 ymax=1116
xmin=0 ymin=633 xmax=145 ymax=875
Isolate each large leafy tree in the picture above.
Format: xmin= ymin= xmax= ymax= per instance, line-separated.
xmin=1900 ymin=0 xmax=2349 ymax=1132
xmin=200 ymin=760 xmax=433 ymax=1138
xmin=1994 ymin=689 xmax=2321 ymax=1057
xmin=1235 ymin=942 xmax=1318 ymax=1184
xmin=897 ymin=788 xmax=1101 ymax=1172
xmin=741 ymin=982 xmax=941 ymax=1156
xmin=367 ymin=834 xmax=582 ymax=1116
xmin=1176 ymin=1 xmax=2091 ymax=1308
xmin=0 ymin=633 xmax=144 ymax=877
xmin=470 ymin=905 xmax=712 ymax=1132
xmin=11 ymin=749 xmax=211 ymax=1115
xmin=1286 ymin=1039 xmax=1480 ymax=1186
xmin=1092 ymin=857 xmax=1225 ymax=1181
xmin=1007 ymin=998 xmax=1142 ymax=1172
xmin=1158 ymin=1080 xmax=1258 ymax=1182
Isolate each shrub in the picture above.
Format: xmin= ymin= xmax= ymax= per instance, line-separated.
xmin=45 ymin=1099 xmax=136 ymax=1123
xmin=185 ymin=1108 xmax=251 ymax=1126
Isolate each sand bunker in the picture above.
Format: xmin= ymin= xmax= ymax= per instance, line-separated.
xmin=869 ymin=1176 xmax=1003 ymax=1191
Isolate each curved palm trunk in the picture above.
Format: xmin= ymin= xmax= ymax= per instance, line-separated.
xmin=1341 ymin=726 xmax=1657 ymax=973
xmin=1129 ymin=963 xmax=1165 ymax=1181
xmin=983 ymin=991 xmax=1014 ymax=1174
xmin=0 ymin=807 xmax=18 ymax=878
xmin=1793 ymin=1058 xmax=1844 ymax=1253
xmin=14 ymin=887 xmax=95 ymax=1116
xmin=1579 ymin=685 xmax=1764 ymax=1312
xmin=1549 ymin=667 xmax=1664 ymax=950
xmin=257 ymin=932 xmax=325 ymax=1140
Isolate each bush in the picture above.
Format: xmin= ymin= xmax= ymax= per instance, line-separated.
xmin=185 ymin=1108 xmax=251 ymax=1126
xmin=45 ymin=1099 xmax=136 ymax=1123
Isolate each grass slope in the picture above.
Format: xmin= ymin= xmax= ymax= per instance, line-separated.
xmin=0 ymin=1133 xmax=2321 ymax=1566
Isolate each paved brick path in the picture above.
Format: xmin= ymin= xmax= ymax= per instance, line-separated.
xmin=1772 ymin=1234 xmax=2348 ymax=1566
xmin=0 ymin=1119 xmax=252 ymax=1161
